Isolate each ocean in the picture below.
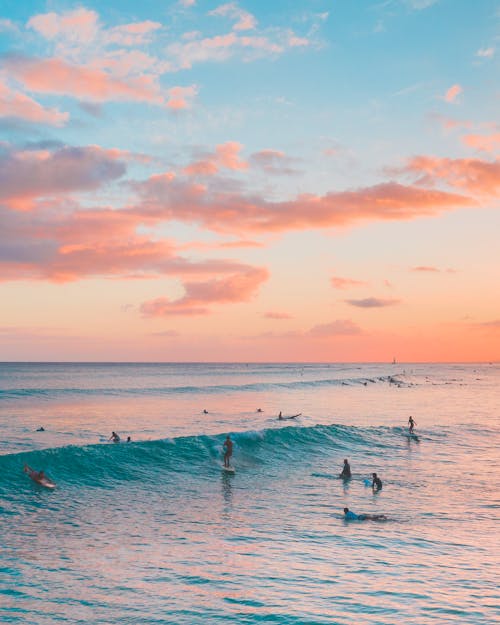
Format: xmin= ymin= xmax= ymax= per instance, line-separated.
xmin=0 ymin=362 xmax=498 ymax=624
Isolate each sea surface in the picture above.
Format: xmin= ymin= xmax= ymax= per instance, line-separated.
xmin=0 ymin=362 xmax=498 ymax=624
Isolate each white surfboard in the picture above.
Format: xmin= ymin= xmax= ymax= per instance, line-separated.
xmin=222 ymin=465 xmax=235 ymax=473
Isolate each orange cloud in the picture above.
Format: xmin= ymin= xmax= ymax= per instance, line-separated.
xmin=140 ymin=267 xmax=269 ymax=316
xmin=462 ymin=133 xmax=500 ymax=153
xmin=331 ymin=275 xmax=368 ymax=289
xmin=443 ymin=84 xmax=462 ymax=103
xmin=250 ymin=149 xmax=299 ymax=175
xmin=401 ymin=155 xmax=500 ymax=195
xmin=5 ymin=56 xmax=163 ymax=104
xmin=134 ymin=175 xmax=474 ymax=234
xmin=411 ymin=266 xmax=439 ymax=272
xmin=0 ymin=79 xmax=68 ymax=126
xmin=263 ymin=311 xmax=292 ymax=319
xmin=183 ymin=142 xmax=247 ymax=176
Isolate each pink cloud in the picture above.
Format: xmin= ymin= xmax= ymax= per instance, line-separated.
xmin=0 ymin=80 xmax=69 ymax=126
xmin=309 ymin=319 xmax=362 ymax=337
xmin=401 ymin=155 xmax=500 ymax=195
xmin=264 ymin=311 xmax=292 ymax=319
xmin=183 ymin=142 xmax=247 ymax=176
xmin=166 ymin=85 xmax=198 ymax=110
xmin=443 ymin=84 xmax=463 ymax=103
xmin=106 ymin=21 xmax=162 ymax=47
xmin=5 ymin=56 xmax=163 ymax=104
xmin=141 ymin=267 xmax=268 ymax=316
xmin=462 ymin=133 xmax=500 ymax=153
xmin=134 ymin=175 xmax=474 ymax=234
xmin=209 ymin=3 xmax=257 ymax=31
xmin=27 ymin=8 xmax=99 ymax=44
xmin=0 ymin=145 xmax=126 ymax=209
xmin=331 ymin=275 xmax=367 ymax=289
xmin=345 ymin=297 xmax=400 ymax=308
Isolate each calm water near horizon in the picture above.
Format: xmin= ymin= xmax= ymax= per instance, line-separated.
xmin=0 ymin=362 xmax=498 ymax=624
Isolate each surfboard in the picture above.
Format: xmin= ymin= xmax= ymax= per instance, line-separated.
xmin=222 ymin=465 xmax=235 ymax=473
xmin=24 ymin=466 xmax=56 ymax=489
xmin=404 ymin=433 xmax=419 ymax=441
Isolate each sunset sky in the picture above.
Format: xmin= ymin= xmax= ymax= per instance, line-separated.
xmin=0 ymin=0 xmax=499 ymax=361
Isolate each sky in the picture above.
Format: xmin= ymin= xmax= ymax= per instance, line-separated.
xmin=0 ymin=0 xmax=499 ymax=362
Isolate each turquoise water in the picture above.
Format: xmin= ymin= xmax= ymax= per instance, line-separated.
xmin=0 ymin=363 xmax=498 ymax=624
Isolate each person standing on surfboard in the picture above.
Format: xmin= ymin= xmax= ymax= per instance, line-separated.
xmin=339 ymin=459 xmax=351 ymax=479
xmin=223 ymin=435 xmax=233 ymax=467
xmin=408 ymin=416 xmax=416 ymax=434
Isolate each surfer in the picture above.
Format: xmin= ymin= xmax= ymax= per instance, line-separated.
xmin=223 ymin=435 xmax=233 ymax=468
xmin=343 ymin=507 xmax=387 ymax=521
xmin=257 ymin=408 xmax=262 ymax=413
xmin=339 ymin=458 xmax=351 ymax=479
xmin=372 ymin=472 xmax=383 ymax=491
xmin=203 ymin=409 xmax=209 ymax=414
xmin=278 ymin=412 xmax=301 ymax=420
xmin=109 ymin=431 xmax=120 ymax=443
xmin=36 ymin=426 xmax=45 ymax=432
xmin=408 ymin=416 xmax=416 ymax=434
xmin=126 ymin=436 xmax=132 ymax=442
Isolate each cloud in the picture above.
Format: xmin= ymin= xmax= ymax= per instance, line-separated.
xmin=263 ymin=311 xmax=292 ymax=319
xmin=0 ymin=144 xmax=126 ymax=209
xmin=462 ymin=133 xmax=500 ymax=153
xmin=209 ymin=3 xmax=257 ymax=31
xmin=140 ymin=267 xmax=268 ymax=316
xmin=309 ymin=319 xmax=363 ymax=336
xmin=345 ymin=297 xmax=400 ymax=308
xmin=4 ymin=55 xmax=164 ymax=104
xmin=0 ymin=19 xmax=19 ymax=33
xmin=411 ymin=266 xmax=439 ymax=272
xmin=331 ymin=275 xmax=368 ymax=289
xmin=249 ymin=150 xmax=300 ymax=175
xmin=27 ymin=8 xmax=99 ymax=44
xmin=0 ymin=79 xmax=69 ymax=126
xmin=166 ymin=85 xmax=198 ymax=110
xmin=475 ymin=47 xmax=495 ymax=58
xmin=105 ymin=21 xmax=162 ymax=47
xmin=134 ymin=174 xmax=474 ymax=234
xmin=443 ymin=84 xmax=463 ymax=103
xmin=183 ymin=142 xmax=247 ymax=175
xmin=399 ymin=155 xmax=500 ymax=195
xmin=469 ymin=319 xmax=500 ymax=331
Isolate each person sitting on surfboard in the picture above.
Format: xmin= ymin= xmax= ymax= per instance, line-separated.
xmin=109 ymin=431 xmax=120 ymax=443
xmin=223 ymin=435 xmax=233 ymax=467
xmin=339 ymin=459 xmax=351 ymax=479
xmin=408 ymin=416 xmax=416 ymax=434
xmin=372 ymin=473 xmax=383 ymax=491
xmin=343 ymin=507 xmax=387 ymax=521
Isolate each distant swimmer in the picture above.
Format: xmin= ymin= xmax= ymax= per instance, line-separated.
xmin=339 ymin=458 xmax=351 ymax=479
xmin=343 ymin=507 xmax=387 ymax=521
xmin=223 ymin=435 xmax=233 ymax=468
xmin=109 ymin=431 xmax=121 ymax=443
xmin=408 ymin=416 xmax=416 ymax=434
xmin=126 ymin=436 xmax=131 ymax=442
xmin=203 ymin=409 xmax=209 ymax=414
xmin=372 ymin=472 xmax=383 ymax=491
xmin=257 ymin=408 xmax=263 ymax=413
xmin=36 ymin=426 xmax=45 ymax=432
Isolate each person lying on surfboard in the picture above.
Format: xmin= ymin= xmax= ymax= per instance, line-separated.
xmin=223 ymin=435 xmax=233 ymax=467
xmin=343 ymin=507 xmax=387 ymax=521
xmin=278 ymin=412 xmax=301 ymax=420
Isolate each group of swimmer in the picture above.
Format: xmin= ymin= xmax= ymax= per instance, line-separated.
xmin=338 ymin=458 xmax=385 ymax=520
